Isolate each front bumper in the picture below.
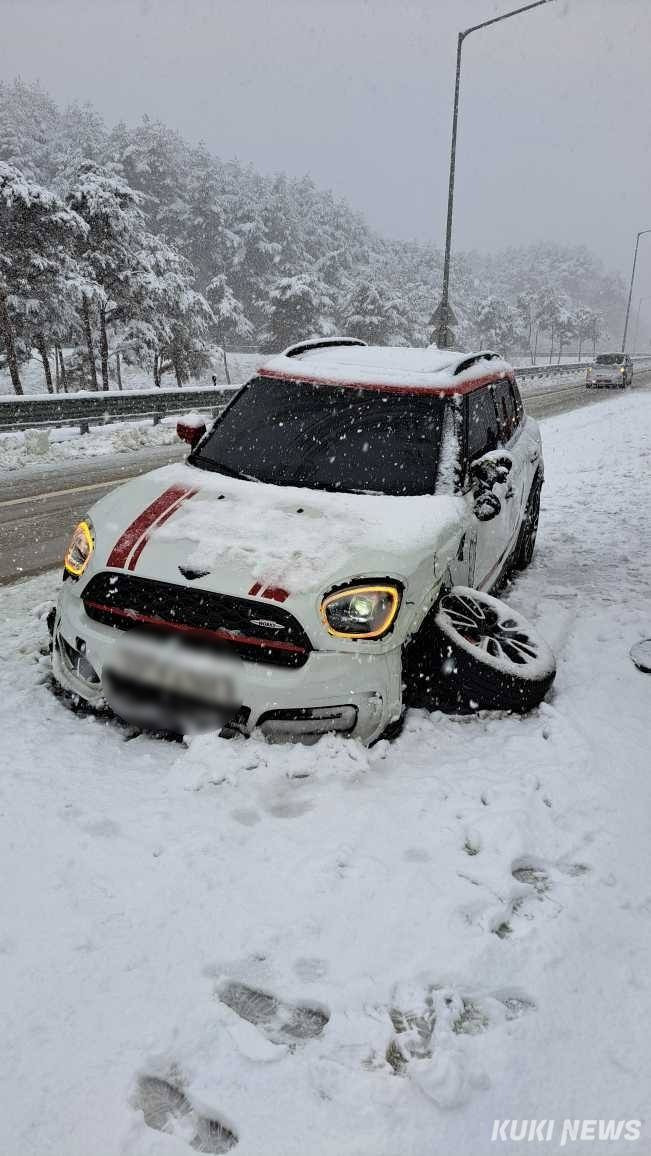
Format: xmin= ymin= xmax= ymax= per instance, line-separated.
xmin=52 ymin=586 xmax=403 ymax=744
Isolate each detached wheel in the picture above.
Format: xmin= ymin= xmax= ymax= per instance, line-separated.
xmin=512 ymin=474 xmax=541 ymax=570
xmin=434 ymin=587 xmax=556 ymax=713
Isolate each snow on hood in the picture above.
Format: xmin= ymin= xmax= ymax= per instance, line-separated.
xmin=143 ymin=462 xmax=464 ymax=589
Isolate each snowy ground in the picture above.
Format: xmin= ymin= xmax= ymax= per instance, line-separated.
xmin=1 ymin=395 xmax=650 ymax=1155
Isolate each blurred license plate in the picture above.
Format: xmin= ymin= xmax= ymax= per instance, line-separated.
xmin=112 ymin=647 xmax=235 ymax=704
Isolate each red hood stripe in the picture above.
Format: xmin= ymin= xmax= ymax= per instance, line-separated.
xmin=107 ymin=485 xmax=195 ymax=570
xmin=127 ymin=488 xmax=198 ymax=572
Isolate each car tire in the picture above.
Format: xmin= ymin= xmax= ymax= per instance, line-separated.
xmin=431 ymin=587 xmax=556 ymax=713
xmin=512 ymin=473 xmax=541 ymax=571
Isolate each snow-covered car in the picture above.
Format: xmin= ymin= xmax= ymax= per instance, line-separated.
xmin=586 ymin=352 xmax=633 ymax=388
xmin=52 ymin=339 xmax=555 ymax=743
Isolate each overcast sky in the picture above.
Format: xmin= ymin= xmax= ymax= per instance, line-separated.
xmin=3 ymin=0 xmax=651 ymax=304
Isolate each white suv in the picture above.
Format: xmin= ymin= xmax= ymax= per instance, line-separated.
xmin=586 ymin=352 xmax=633 ymax=388
xmin=52 ymin=339 xmax=555 ymax=743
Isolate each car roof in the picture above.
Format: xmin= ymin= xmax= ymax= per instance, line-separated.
xmin=257 ymin=340 xmax=514 ymax=397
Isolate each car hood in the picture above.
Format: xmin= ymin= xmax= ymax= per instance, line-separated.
xmin=86 ymin=461 xmax=465 ymax=601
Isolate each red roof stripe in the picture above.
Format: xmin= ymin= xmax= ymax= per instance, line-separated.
xmin=258 ymin=366 xmax=512 ymax=397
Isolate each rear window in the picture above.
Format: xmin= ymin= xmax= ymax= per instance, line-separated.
xmin=190 ymin=375 xmax=448 ymax=496
xmin=596 ymin=354 xmax=623 ymax=365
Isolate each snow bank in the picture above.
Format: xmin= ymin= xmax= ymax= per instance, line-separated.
xmin=0 ymin=417 xmax=181 ymax=471
xmin=1 ymin=393 xmax=650 ymax=1154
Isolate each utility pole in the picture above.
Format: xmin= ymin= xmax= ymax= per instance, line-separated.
xmin=622 ymin=230 xmax=651 ymax=353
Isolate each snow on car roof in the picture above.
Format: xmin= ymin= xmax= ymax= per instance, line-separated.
xmin=257 ymin=343 xmax=514 ymax=395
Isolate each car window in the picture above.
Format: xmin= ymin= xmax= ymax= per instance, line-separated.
xmin=509 ymin=379 xmax=524 ymax=427
xmin=492 ymin=380 xmax=516 ymax=444
xmin=596 ymin=354 xmax=623 ymax=365
xmin=467 ymin=387 xmax=500 ymax=460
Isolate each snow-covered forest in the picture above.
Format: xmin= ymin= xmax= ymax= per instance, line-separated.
xmin=0 ymin=78 xmax=626 ymax=394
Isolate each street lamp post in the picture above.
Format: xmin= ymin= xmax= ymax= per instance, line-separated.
xmin=621 ymin=230 xmax=651 ymax=354
xmin=434 ymin=0 xmax=556 ymax=349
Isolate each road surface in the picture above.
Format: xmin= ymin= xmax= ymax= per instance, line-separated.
xmin=1 ymin=373 xmax=649 ymax=584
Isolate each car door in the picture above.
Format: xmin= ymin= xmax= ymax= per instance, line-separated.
xmin=464 ymin=385 xmax=512 ymax=589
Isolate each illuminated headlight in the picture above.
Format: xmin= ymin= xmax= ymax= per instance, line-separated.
xmin=321 ymin=583 xmax=401 ymax=639
xmin=620 ymin=366 xmax=625 ymax=373
xmin=63 ymin=518 xmax=95 ymax=578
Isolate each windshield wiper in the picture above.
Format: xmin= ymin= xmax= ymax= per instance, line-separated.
xmin=189 ymin=455 xmax=258 ymax=482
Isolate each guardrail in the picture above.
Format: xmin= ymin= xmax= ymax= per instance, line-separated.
xmin=0 ymin=385 xmax=236 ymax=435
xmin=2 ymin=355 xmax=651 ymax=434
xmin=516 ymin=362 xmax=585 ymax=380
xmin=517 ymin=354 xmax=651 ymax=380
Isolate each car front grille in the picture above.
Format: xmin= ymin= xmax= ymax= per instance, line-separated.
xmin=81 ymin=572 xmax=311 ymax=668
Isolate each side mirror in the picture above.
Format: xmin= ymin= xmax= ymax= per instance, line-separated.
xmin=470 ymin=452 xmax=512 ymax=522
xmin=470 ymin=452 xmax=513 ymax=489
xmin=176 ymin=417 xmax=207 ymax=447
xmin=473 ymin=491 xmax=502 ymax=522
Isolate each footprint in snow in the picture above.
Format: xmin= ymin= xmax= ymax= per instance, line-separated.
xmin=491 ymin=863 xmax=553 ymax=938
xmin=493 ymin=858 xmax=589 ymax=938
xmin=218 ymin=981 xmax=329 ymax=1047
xmin=383 ymin=984 xmax=535 ymax=1102
xmin=135 ymin=1075 xmax=237 ymax=1154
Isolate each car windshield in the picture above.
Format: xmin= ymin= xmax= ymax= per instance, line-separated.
xmin=595 ymin=354 xmax=624 ymax=365
xmin=190 ymin=375 xmax=446 ymax=495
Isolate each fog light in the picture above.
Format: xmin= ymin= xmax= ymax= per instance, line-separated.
xmin=258 ymin=705 xmax=357 ymax=742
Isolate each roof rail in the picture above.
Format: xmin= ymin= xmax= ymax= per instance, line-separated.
xmin=283 ymin=337 xmax=367 ymax=359
xmin=453 ymin=351 xmax=502 ymax=376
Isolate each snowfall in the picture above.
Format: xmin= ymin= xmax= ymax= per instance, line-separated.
xmin=1 ymin=393 xmax=650 ymax=1156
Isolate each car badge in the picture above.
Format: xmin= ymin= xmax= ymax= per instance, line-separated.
xmin=250 ymin=617 xmax=283 ymax=631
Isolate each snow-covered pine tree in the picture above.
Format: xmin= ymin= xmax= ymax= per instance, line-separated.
xmin=65 ymin=162 xmax=154 ymax=389
xmin=339 ymin=278 xmax=411 ymax=345
xmin=205 ymin=274 xmax=253 ymax=382
xmin=261 ymin=274 xmax=333 ymax=352
xmin=0 ymin=162 xmax=88 ymax=394
xmin=0 ymin=80 xmax=60 ymax=182
xmin=130 ymin=232 xmax=215 ymax=387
